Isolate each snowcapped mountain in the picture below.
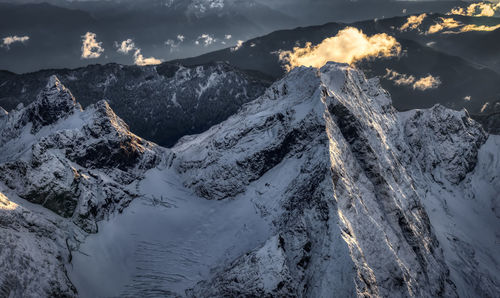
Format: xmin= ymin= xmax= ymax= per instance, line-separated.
xmin=0 ymin=62 xmax=271 ymax=147
xmin=0 ymin=63 xmax=498 ymax=297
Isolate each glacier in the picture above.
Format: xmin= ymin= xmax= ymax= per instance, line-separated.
xmin=0 ymin=62 xmax=498 ymax=297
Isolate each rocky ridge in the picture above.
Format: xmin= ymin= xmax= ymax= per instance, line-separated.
xmin=0 ymin=64 xmax=498 ymax=297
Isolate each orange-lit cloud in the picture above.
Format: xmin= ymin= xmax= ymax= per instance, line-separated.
xmin=133 ymin=49 xmax=162 ymax=66
xmin=449 ymin=2 xmax=500 ymax=17
xmin=384 ymin=69 xmax=441 ymax=91
xmin=279 ymin=27 xmax=401 ymax=71
xmin=399 ymin=13 xmax=427 ymax=31
xmin=115 ymin=38 xmax=163 ymax=66
xmin=461 ymin=23 xmax=500 ymax=32
xmin=81 ymin=32 xmax=104 ymax=59
xmin=427 ymin=17 xmax=500 ymax=34
xmin=413 ymin=75 xmax=441 ymax=91
xmin=427 ymin=18 xmax=462 ymax=34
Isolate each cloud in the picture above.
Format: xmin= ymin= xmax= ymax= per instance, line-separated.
xmin=133 ymin=49 xmax=162 ymax=66
xmin=115 ymin=38 xmax=162 ymax=65
xmin=195 ymin=34 xmax=215 ymax=46
xmin=81 ymin=32 xmax=104 ymax=59
xmin=427 ymin=18 xmax=462 ymax=34
xmin=279 ymin=27 xmax=401 ymax=71
xmin=384 ymin=69 xmax=416 ymax=86
xmin=464 ymin=96 xmax=471 ymax=101
xmin=231 ymin=40 xmax=244 ymax=52
xmin=427 ymin=17 xmax=500 ymax=34
xmin=384 ymin=69 xmax=441 ymax=91
xmin=225 ymin=34 xmax=232 ymax=40
xmin=399 ymin=13 xmax=427 ymax=31
xmin=461 ymin=23 xmax=500 ymax=32
xmin=2 ymin=35 xmax=29 ymax=49
xmin=116 ymin=39 xmax=135 ymax=54
xmin=449 ymin=2 xmax=500 ymax=17
xmin=165 ymin=35 xmax=185 ymax=52
xmin=413 ymin=75 xmax=441 ymax=91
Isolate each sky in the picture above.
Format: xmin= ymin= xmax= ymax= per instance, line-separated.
xmin=0 ymin=0 xmax=498 ymax=73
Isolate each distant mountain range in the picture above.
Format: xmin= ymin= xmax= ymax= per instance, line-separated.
xmin=2 ymin=12 xmax=499 ymax=141
xmin=173 ymin=13 xmax=500 ymax=131
xmin=0 ymin=0 xmax=474 ymax=73
xmin=0 ymin=62 xmax=271 ymax=147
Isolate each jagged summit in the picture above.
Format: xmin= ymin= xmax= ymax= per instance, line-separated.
xmin=0 ymin=63 xmax=497 ymax=297
xmin=27 ymin=75 xmax=80 ymax=132
xmin=177 ymin=62 xmax=496 ymax=297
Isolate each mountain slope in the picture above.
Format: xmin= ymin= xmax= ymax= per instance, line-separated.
xmin=0 ymin=64 xmax=498 ymax=297
xmin=172 ymin=15 xmax=500 ymax=132
xmin=0 ymin=62 xmax=271 ymax=147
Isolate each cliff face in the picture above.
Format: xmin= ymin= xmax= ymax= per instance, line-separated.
xmin=0 ymin=64 xmax=498 ymax=297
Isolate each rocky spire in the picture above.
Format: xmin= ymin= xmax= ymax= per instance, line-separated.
xmin=27 ymin=75 xmax=79 ymax=132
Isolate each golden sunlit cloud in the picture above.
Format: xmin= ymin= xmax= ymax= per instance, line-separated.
xmin=413 ymin=75 xmax=441 ymax=91
xmin=427 ymin=18 xmax=462 ymax=34
xmin=133 ymin=49 xmax=162 ymax=66
xmin=81 ymin=32 xmax=104 ymax=59
xmin=2 ymin=35 xmax=30 ymax=49
xmin=461 ymin=23 xmax=500 ymax=32
xmin=231 ymin=40 xmax=244 ymax=52
xmin=427 ymin=17 xmax=500 ymax=34
xmin=384 ymin=69 xmax=441 ymax=91
xmin=449 ymin=2 xmax=500 ymax=17
xmin=115 ymin=38 xmax=163 ymax=65
xmin=399 ymin=13 xmax=427 ymax=31
xmin=279 ymin=27 xmax=401 ymax=71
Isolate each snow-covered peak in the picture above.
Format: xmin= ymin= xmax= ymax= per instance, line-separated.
xmin=175 ymin=62 xmax=496 ymax=297
xmin=28 ymin=75 xmax=80 ymax=131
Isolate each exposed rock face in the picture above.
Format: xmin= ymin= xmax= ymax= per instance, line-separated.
xmin=0 ymin=62 xmax=271 ymax=147
xmin=0 ymin=64 xmax=498 ymax=297
xmin=0 ymin=76 xmax=162 ymax=233
xmin=179 ymin=63 xmax=495 ymax=297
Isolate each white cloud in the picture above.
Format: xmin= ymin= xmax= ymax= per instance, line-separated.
xmin=399 ymin=13 xmax=427 ymax=31
xmin=464 ymin=96 xmax=471 ymax=101
xmin=225 ymin=34 xmax=232 ymax=40
xmin=2 ymin=35 xmax=29 ymax=49
xmin=231 ymin=40 xmax=244 ymax=52
xmin=81 ymin=32 xmax=104 ymax=59
xmin=166 ymin=35 xmax=185 ymax=52
xmin=279 ymin=27 xmax=401 ymax=71
xmin=196 ymin=34 xmax=215 ymax=47
xmin=116 ymin=39 xmax=135 ymax=54
xmin=384 ymin=69 xmax=441 ymax=91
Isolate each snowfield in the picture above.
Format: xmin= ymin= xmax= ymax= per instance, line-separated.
xmin=0 ymin=63 xmax=498 ymax=297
